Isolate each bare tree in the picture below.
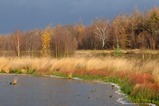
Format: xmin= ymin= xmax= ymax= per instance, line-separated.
xmin=11 ymin=28 xmax=22 ymax=57
xmin=94 ymin=20 xmax=111 ymax=48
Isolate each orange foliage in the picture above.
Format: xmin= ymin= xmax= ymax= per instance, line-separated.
xmin=130 ymin=73 xmax=155 ymax=84
xmin=74 ymin=69 xmax=87 ymax=75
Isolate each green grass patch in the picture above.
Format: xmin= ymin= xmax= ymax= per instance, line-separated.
xmin=9 ymin=69 xmax=22 ymax=74
xmin=0 ymin=69 xmax=6 ymax=73
xmin=52 ymin=72 xmax=69 ymax=78
xmin=27 ymin=69 xmax=35 ymax=74
xmin=113 ymin=45 xmax=123 ymax=56
xmin=72 ymin=74 xmax=101 ymax=80
xmin=32 ymin=72 xmax=40 ymax=76
xmin=102 ymin=75 xmax=134 ymax=95
xmin=130 ymin=88 xmax=159 ymax=105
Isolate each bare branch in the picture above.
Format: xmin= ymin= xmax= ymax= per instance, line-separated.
xmin=94 ymin=20 xmax=111 ymax=48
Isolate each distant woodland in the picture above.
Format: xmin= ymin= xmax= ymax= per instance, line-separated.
xmin=0 ymin=6 xmax=159 ymax=57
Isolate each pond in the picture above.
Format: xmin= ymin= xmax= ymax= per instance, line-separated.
xmin=0 ymin=74 xmax=134 ymax=106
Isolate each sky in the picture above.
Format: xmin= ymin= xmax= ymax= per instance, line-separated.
xmin=0 ymin=0 xmax=159 ymax=34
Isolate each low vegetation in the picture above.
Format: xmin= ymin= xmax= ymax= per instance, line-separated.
xmin=0 ymin=53 xmax=159 ymax=105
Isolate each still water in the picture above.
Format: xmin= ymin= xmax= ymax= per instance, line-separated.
xmin=0 ymin=74 xmax=133 ymax=106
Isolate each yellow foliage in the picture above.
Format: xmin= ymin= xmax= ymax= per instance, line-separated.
xmin=21 ymin=69 xmax=27 ymax=74
xmin=41 ymin=25 xmax=52 ymax=57
xmin=68 ymin=73 xmax=72 ymax=78
xmin=14 ymin=78 xmax=18 ymax=84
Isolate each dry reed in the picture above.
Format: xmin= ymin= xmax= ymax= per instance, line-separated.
xmin=0 ymin=56 xmax=158 ymax=83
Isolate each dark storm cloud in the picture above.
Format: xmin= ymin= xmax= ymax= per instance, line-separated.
xmin=0 ymin=0 xmax=159 ymax=34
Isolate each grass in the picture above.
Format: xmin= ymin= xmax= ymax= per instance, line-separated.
xmin=0 ymin=56 xmax=158 ymax=83
xmin=10 ymin=69 xmax=22 ymax=74
xmin=0 ymin=54 xmax=159 ymax=105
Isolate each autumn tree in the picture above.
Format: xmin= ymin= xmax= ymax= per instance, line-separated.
xmin=51 ymin=24 xmax=77 ymax=58
xmin=1 ymin=5 xmax=159 ymax=56
xmin=113 ymin=12 xmax=129 ymax=49
xmin=32 ymin=28 xmax=43 ymax=57
xmin=128 ymin=6 xmax=141 ymax=48
xmin=147 ymin=6 xmax=159 ymax=49
xmin=24 ymin=30 xmax=33 ymax=56
xmin=41 ymin=24 xmax=52 ymax=57
xmin=76 ymin=19 xmax=85 ymax=49
xmin=82 ymin=25 xmax=98 ymax=49
xmin=137 ymin=31 xmax=148 ymax=49
xmin=82 ymin=18 xmax=104 ymax=50
xmin=136 ymin=9 xmax=148 ymax=49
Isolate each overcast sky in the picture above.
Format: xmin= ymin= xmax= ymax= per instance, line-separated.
xmin=0 ymin=0 xmax=159 ymax=34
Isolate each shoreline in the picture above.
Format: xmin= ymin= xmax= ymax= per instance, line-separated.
xmin=0 ymin=73 xmax=156 ymax=106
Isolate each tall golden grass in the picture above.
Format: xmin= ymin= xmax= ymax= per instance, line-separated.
xmin=0 ymin=56 xmax=158 ymax=83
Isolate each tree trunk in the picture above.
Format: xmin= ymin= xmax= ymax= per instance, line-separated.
xmin=102 ymin=39 xmax=105 ymax=48
xmin=17 ymin=39 xmax=20 ymax=57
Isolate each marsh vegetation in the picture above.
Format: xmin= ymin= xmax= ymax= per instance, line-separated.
xmin=0 ymin=6 xmax=159 ymax=105
xmin=0 ymin=49 xmax=159 ymax=105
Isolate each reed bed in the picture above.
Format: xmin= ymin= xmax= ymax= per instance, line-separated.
xmin=0 ymin=56 xmax=158 ymax=83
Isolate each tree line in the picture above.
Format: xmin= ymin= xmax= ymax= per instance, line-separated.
xmin=0 ymin=6 xmax=159 ymax=57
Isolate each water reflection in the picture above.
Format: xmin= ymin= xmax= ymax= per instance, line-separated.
xmin=0 ymin=74 xmax=133 ymax=106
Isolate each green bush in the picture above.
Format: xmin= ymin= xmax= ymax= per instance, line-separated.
xmin=113 ymin=45 xmax=123 ymax=56
xmin=10 ymin=69 xmax=21 ymax=73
